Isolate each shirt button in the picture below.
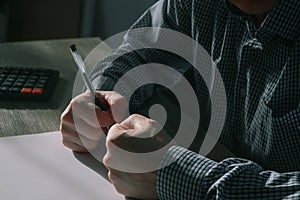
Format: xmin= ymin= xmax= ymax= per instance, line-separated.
xmin=240 ymin=88 xmax=247 ymax=97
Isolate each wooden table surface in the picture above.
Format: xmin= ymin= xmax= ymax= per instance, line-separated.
xmin=0 ymin=38 xmax=101 ymax=137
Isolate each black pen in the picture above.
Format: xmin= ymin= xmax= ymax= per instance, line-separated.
xmin=70 ymin=44 xmax=109 ymax=133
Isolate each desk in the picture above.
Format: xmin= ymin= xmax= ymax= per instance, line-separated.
xmin=0 ymin=38 xmax=101 ymax=137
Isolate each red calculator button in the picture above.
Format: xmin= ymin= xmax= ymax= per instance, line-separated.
xmin=32 ymin=88 xmax=43 ymax=95
xmin=21 ymin=88 xmax=32 ymax=94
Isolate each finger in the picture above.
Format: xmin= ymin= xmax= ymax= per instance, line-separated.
xmin=99 ymin=91 xmax=129 ymax=123
xmin=103 ymin=144 xmax=129 ymax=170
xmin=60 ymin=101 xmax=75 ymax=127
xmin=107 ymin=168 xmax=156 ymax=199
xmin=71 ymin=97 xmax=115 ymax=128
xmin=107 ymin=168 xmax=131 ymax=197
xmin=106 ymin=123 xmax=132 ymax=142
xmin=121 ymin=114 xmax=151 ymax=129
xmin=61 ymin=109 xmax=103 ymax=142
xmin=61 ymin=122 xmax=82 ymax=145
xmin=62 ymin=140 xmax=88 ymax=153
xmin=61 ymin=130 xmax=88 ymax=153
xmin=107 ymin=168 xmax=122 ymax=182
xmin=104 ymin=131 xmax=150 ymax=172
xmin=73 ymin=118 xmax=105 ymax=141
xmin=120 ymin=114 xmax=161 ymax=138
xmin=61 ymin=123 xmax=101 ymax=150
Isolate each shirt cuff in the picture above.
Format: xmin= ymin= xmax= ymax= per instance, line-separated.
xmin=157 ymin=146 xmax=217 ymax=200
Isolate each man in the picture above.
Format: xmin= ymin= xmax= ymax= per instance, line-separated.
xmin=60 ymin=0 xmax=300 ymax=199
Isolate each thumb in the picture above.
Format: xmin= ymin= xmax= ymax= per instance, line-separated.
xmin=99 ymin=91 xmax=129 ymax=123
xmin=106 ymin=123 xmax=132 ymax=142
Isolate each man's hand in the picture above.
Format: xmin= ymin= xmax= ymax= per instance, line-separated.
xmin=60 ymin=91 xmax=128 ymax=152
xmin=103 ymin=114 xmax=173 ymax=200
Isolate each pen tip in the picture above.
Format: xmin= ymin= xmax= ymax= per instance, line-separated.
xmin=70 ymin=44 xmax=77 ymax=52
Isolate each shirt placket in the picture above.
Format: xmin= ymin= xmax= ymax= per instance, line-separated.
xmin=233 ymin=38 xmax=262 ymax=156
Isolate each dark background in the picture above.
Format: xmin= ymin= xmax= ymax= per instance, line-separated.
xmin=0 ymin=0 xmax=157 ymax=42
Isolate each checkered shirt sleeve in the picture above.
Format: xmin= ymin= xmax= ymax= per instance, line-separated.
xmin=158 ymin=146 xmax=300 ymax=199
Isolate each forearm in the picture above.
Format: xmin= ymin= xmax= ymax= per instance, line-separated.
xmin=158 ymin=146 xmax=300 ymax=200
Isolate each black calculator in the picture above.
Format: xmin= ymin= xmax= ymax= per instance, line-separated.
xmin=0 ymin=66 xmax=59 ymax=101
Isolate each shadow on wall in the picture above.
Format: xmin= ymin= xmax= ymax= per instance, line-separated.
xmin=5 ymin=0 xmax=82 ymax=42
xmin=0 ymin=0 xmax=7 ymax=42
xmin=0 ymin=0 xmax=158 ymax=42
xmin=93 ymin=0 xmax=158 ymax=39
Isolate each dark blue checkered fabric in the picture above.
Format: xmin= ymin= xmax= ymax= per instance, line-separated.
xmin=91 ymin=0 xmax=300 ymax=199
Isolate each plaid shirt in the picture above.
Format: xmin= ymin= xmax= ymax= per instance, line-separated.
xmin=91 ymin=0 xmax=300 ymax=199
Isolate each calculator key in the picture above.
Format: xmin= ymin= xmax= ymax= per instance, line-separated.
xmin=17 ymin=78 xmax=26 ymax=83
xmin=7 ymin=77 xmax=16 ymax=82
xmin=29 ymin=75 xmax=38 ymax=79
xmin=10 ymin=87 xmax=22 ymax=93
xmin=24 ymin=83 xmax=35 ymax=88
xmin=27 ymin=79 xmax=37 ymax=84
xmin=8 ymin=75 xmax=18 ymax=79
xmin=21 ymin=88 xmax=32 ymax=94
xmin=36 ymin=83 xmax=46 ymax=88
xmin=38 ymin=72 xmax=48 ymax=76
xmin=19 ymin=75 xmax=28 ymax=79
xmin=0 ymin=86 xmax=9 ymax=91
xmin=14 ymin=82 xmax=24 ymax=87
xmin=40 ymin=76 xmax=49 ymax=80
xmin=23 ymin=71 xmax=31 ymax=75
xmin=2 ymin=81 xmax=13 ymax=86
xmin=32 ymin=88 xmax=43 ymax=95
xmin=1 ymin=69 xmax=10 ymax=74
xmin=11 ymin=70 xmax=21 ymax=74
xmin=38 ymin=79 xmax=47 ymax=84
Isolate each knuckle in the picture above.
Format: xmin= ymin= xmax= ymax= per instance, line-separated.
xmin=148 ymin=118 xmax=159 ymax=127
xmin=103 ymin=154 xmax=110 ymax=167
xmin=108 ymin=171 xmax=123 ymax=194
xmin=60 ymin=123 xmax=68 ymax=135
xmin=130 ymin=113 xmax=140 ymax=119
xmin=110 ymin=92 xmax=127 ymax=104
xmin=107 ymin=124 xmax=120 ymax=139
xmin=148 ymin=118 xmax=156 ymax=124
xmin=106 ymin=138 xmax=113 ymax=149
xmin=114 ymin=187 xmax=126 ymax=196
xmin=62 ymin=138 xmax=71 ymax=148
xmin=59 ymin=124 xmax=64 ymax=133
xmin=60 ymin=114 xmax=65 ymax=122
xmin=109 ymin=91 xmax=116 ymax=95
xmin=69 ymin=98 xmax=78 ymax=108
xmin=107 ymin=170 xmax=114 ymax=181
xmin=115 ymin=95 xmax=127 ymax=104
xmin=61 ymin=107 xmax=72 ymax=122
xmin=109 ymin=101 xmax=118 ymax=109
xmin=109 ymin=123 xmax=119 ymax=131
xmin=110 ymin=91 xmax=120 ymax=96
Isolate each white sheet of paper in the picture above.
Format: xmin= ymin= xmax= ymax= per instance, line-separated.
xmin=0 ymin=131 xmax=124 ymax=200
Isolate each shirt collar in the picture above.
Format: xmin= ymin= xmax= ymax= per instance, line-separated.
xmin=224 ymin=0 xmax=250 ymax=20
xmin=225 ymin=0 xmax=300 ymax=42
